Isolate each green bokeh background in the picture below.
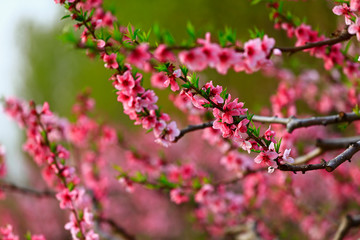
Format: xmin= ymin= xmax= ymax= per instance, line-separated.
xmin=19 ymin=0 xmax=336 ymax=124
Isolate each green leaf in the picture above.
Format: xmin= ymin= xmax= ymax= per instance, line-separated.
xmin=153 ymin=23 xmax=162 ymax=41
xmin=192 ymin=178 xmax=202 ymax=190
xmin=25 ymin=232 xmax=32 ymax=240
xmin=274 ymin=138 xmax=282 ymax=153
xmin=155 ymin=63 xmax=170 ymax=73
xmin=186 ymin=21 xmax=196 ymax=40
xmin=50 ymin=142 xmax=57 ymax=154
xmin=61 ymin=15 xmax=70 ymax=20
xmin=251 ymin=0 xmax=263 ymax=5
xmin=202 ymin=103 xmax=213 ymax=108
xmin=188 ymin=73 xmax=199 ymax=88
xmin=181 ymin=82 xmax=191 ymax=88
xmin=220 ymin=88 xmax=228 ymax=101
xmin=180 ymin=65 xmax=188 ymax=77
xmin=164 ymin=31 xmax=175 ymax=46
xmin=157 ymin=174 xmax=177 ymax=188
xmin=67 ymin=182 xmax=75 ymax=191
xmin=113 ymin=165 xmax=124 ymax=173
xmin=225 ymin=27 xmax=236 ymax=44
xmin=354 ymin=104 xmax=360 ymax=116
xmin=131 ymin=171 xmax=147 ymax=183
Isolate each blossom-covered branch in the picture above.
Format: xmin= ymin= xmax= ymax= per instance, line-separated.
xmin=278 ymin=140 xmax=360 ymax=173
xmin=174 ymin=112 xmax=360 ymax=142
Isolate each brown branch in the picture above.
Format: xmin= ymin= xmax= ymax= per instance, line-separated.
xmin=333 ymin=214 xmax=360 ymax=240
xmin=150 ymin=29 xmax=353 ymax=56
xmin=0 ymin=181 xmax=55 ymax=198
xmin=97 ymin=217 xmax=136 ymax=240
xmin=173 ymin=121 xmax=213 ymax=142
xmin=316 ymin=136 xmax=360 ymax=150
xmin=278 ymin=29 xmax=353 ymax=54
xmin=174 ymin=113 xmax=360 ymax=142
xmin=278 ymin=140 xmax=360 ymax=173
xmin=286 ymin=112 xmax=360 ymax=133
xmin=325 ymin=141 xmax=360 ymax=172
xmin=277 ymin=160 xmax=328 ymax=173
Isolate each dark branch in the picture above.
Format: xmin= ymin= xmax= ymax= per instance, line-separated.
xmin=173 ymin=121 xmax=213 ymax=142
xmin=278 ymin=141 xmax=360 ymax=173
xmin=286 ymin=112 xmax=360 ymax=133
xmin=333 ymin=214 xmax=360 ymax=240
xmin=325 ymin=141 xmax=360 ymax=172
xmin=277 ymin=160 xmax=328 ymax=173
xmin=174 ymin=112 xmax=360 ymax=142
xmin=0 ymin=181 xmax=55 ymax=198
xmin=278 ymin=30 xmax=353 ymax=54
xmin=97 ymin=217 xmax=137 ymax=240
xmin=316 ymin=136 xmax=360 ymax=150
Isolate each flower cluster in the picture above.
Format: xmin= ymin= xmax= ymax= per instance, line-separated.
xmin=4 ymin=98 xmax=99 ymax=240
xmin=110 ymin=66 xmax=180 ymax=146
xmin=179 ymin=33 xmax=276 ymax=74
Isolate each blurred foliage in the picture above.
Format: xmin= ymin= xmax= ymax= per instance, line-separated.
xmin=19 ymin=0 xmax=336 ymax=124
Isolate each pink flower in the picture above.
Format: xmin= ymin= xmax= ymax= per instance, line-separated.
xmin=96 ymin=39 xmax=106 ymax=50
xmin=333 ymin=4 xmax=353 ymax=25
xmin=349 ymin=18 xmax=360 ymax=41
xmin=351 ymin=0 xmax=360 ymax=11
xmin=254 ymin=143 xmax=278 ymax=166
xmin=261 ymin=35 xmax=275 ymax=55
xmin=56 ymin=188 xmax=78 ymax=209
xmin=127 ymin=44 xmax=151 ymax=70
xmin=164 ymin=75 xmax=179 ymax=92
xmin=118 ymin=177 xmax=134 ymax=193
xmin=41 ymin=102 xmax=52 ymax=115
xmin=203 ymin=81 xmax=224 ymax=104
xmin=0 ymin=224 xmax=19 ymax=240
xmin=164 ymin=121 xmax=180 ymax=142
xmin=154 ymin=44 xmax=176 ymax=62
xmin=195 ymin=184 xmax=214 ymax=203
xmin=151 ymin=72 xmax=167 ymax=89
xmin=142 ymin=110 xmax=157 ymax=129
xmin=85 ymin=230 xmax=99 ymax=240
xmin=240 ymin=140 xmax=252 ymax=153
xmin=179 ymin=48 xmax=207 ymax=71
xmin=244 ymin=38 xmax=266 ymax=70
xmin=57 ymin=145 xmax=70 ymax=159
xmin=215 ymin=48 xmax=236 ymax=74
xmin=222 ymin=95 xmax=247 ymax=124
xmin=114 ymin=71 xmax=135 ymax=92
xmin=282 ymin=149 xmax=294 ymax=164
xmin=220 ymin=151 xmax=245 ymax=171
xmin=170 ymin=188 xmax=189 ymax=204
xmin=264 ymin=125 xmax=275 ymax=141
xmin=235 ymin=119 xmax=249 ymax=136
xmin=103 ymin=53 xmax=119 ymax=69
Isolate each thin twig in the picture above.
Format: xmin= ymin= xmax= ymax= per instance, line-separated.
xmin=333 ymin=214 xmax=360 ymax=240
xmin=97 ymin=217 xmax=137 ymax=240
xmin=173 ymin=121 xmax=213 ymax=142
xmin=278 ymin=30 xmax=353 ymax=54
xmin=316 ymin=136 xmax=360 ymax=150
xmin=0 ymin=181 xmax=55 ymax=198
